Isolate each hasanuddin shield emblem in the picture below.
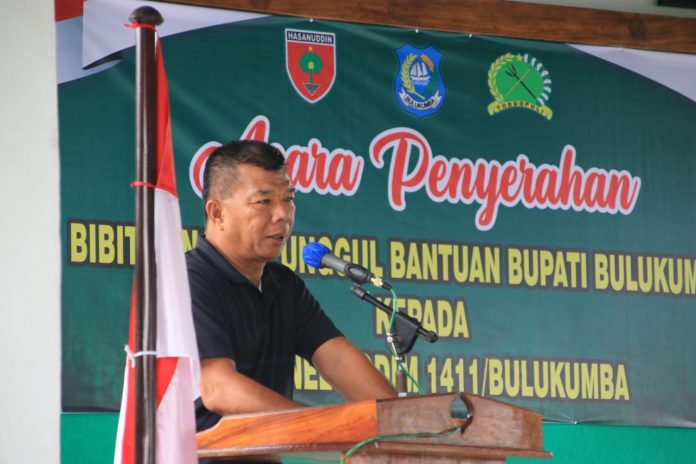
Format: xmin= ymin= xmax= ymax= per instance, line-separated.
xmin=394 ymin=44 xmax=446 ymax=118
xmin=285 ymin=29 xmax=336 ymax=103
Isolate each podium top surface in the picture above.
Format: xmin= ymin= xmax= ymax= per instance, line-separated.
xmin=197 ymin=393 xmax=552 ymax=462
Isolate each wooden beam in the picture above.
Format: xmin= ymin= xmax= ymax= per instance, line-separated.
xmin=157 ymin=0 xmax=696 ymax=54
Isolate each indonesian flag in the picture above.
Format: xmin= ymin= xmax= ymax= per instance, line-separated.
xmin=114 ymin=38 xmax=200 ymax=464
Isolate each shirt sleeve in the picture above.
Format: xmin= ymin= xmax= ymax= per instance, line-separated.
xmin=291 ymin=273 xmax=344 ymax=361
xmin=188 ymin=266 xmax=236 ymax=361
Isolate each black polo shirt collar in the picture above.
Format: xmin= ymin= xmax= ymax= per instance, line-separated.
xmin=195 ymin=235 xmax=281 ymax=303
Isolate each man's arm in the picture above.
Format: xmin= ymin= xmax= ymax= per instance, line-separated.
xmin=312 ymin=336 xmax=397 ymax=401
xmin=199 ymin=357 xmax=303 ymax=416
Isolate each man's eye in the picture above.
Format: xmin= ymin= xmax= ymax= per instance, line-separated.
xmin=256 ymin=199 xmax=271 ymax=204
xmin=285 ymin=196 xmax=295 ymax=202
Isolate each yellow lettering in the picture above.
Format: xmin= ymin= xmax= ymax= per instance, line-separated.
xmin=182 ymin=228 xmax=199 ymax=252
xmin=686 ymin=259 xmax=696 ymax=295
xmin=553 ymin=251 xmax=569 ymax=287
xmin=390 ymin=240 xmax=406 ymax=279
xmin=452 ymin=301 xmax=469 ymax=339
xmin=406 ymin=243 xmax=422 ymax=280
xmin=521 ymin=360 xmax=534 ymax=397
xmin=124 ymin=225 xmax=136 ymax=266
xmin=438 ymin=244 xmax=452 ymax=281
xmin=582 ymin=363 xmax=598 ymax=399
xmin=436 ymin=300 xmax=452 ymax=338
xmin=469 ymin=247 xmax=484 ymax=283
xmin=406 ymin=298 xmax=423 ymax=322
xmin=486 ymin=247 xmax=501 ymax=284
xmin=550 ymin=361 xmax=566 ymax=398
xmin=534 ymin=361 xmax=549 ymax=398
xmin=98 ymin=224 xmax=115 ymax=264
xmin=600 ymin=363 xmax=614 ymax=400
xmin=614 ymin=364 xmax=630 ymax=400
xmin=504 ymin=359 xmax=520 ymax=397
xmin=565 ymin=362 xmax=580 ymax=400
xmin=488 ymin=358 xmax=503 ymax=396
xmin=303 ymin=360 xmax=318 ymax=390
xmin=89 ymin=223 xmax=97 ymax=263
xmin=422 ymin=243 xmax=438 ymax=280
xmin=507 ymin=247 xmax=522 ymax=285
xmin=594 ymin=253 xmax=609 ymax=290
xmin=70 ymin=222 xmax=88 ymax=263
xmin=539 ymin=250 xmax=554 ymax=286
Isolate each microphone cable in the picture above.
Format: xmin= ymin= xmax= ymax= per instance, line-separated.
xmin=386 ymin=287 xmax=424 ymax=395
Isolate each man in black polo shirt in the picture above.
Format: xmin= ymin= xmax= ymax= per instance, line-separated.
xmin=187 ymin=140 xmax=396 ymax=432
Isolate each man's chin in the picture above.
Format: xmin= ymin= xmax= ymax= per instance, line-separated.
xmin=257 ymin=238 xmax=289 ymax=260
xmin=260 ymin=248 xmax=284 ymax=262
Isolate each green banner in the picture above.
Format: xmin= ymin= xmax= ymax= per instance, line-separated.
xmin=60 ymin=13 xmax=696 ymax=427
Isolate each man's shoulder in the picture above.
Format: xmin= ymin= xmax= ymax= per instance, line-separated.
xmin=186 ymin=244 xmax=211 ymax=272
xmin=185 ymin=240 xmax=223 ymax=286
xmin=186 ymin=237 xmax=222 ymax=271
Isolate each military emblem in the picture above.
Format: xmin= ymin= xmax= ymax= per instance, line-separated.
xmin=285 ymin=29 xmax=336 ymax=103
xmin=487 ymin=53 xmax=553 ymax=119
xmin=394 ymin=44 xmax=446 ymax=118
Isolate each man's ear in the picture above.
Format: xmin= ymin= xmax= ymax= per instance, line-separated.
xmin=205 ymin=199 xmax=223 ymax=230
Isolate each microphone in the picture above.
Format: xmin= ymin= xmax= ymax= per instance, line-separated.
xmin=302 ymin=242 xmax=391 ymax=289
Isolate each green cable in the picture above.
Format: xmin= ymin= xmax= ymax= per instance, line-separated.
xmin=340 ymin=425 xmax=463 ymax=463
xmin=397 ymin=359 xmax=423 ymax=393
xmin=388 ymin=288 xmax=399 ymax=330
xmin=387 ymin=288 xmax=424 ymax=395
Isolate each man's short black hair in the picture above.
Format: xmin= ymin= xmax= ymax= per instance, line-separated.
xmin=202 ymin=140 xmax=286 ymax=204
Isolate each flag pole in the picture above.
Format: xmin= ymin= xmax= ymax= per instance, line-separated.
xmin=129 ymin=6 xmax=163 ymax=464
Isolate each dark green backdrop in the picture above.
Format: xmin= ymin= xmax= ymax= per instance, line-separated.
xmin=60 ymin=13 xmax=696 ymax=429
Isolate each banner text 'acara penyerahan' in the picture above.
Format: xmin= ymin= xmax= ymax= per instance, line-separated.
xmin=188 ymin=115 xmax=642 ymax=232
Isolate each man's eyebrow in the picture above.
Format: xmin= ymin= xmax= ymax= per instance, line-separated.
xmin=251 ymin=186 xmax=295 ymax=196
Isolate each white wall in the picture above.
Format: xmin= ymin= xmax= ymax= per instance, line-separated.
xmin=0 ymin=1 xmax=61 ymax=463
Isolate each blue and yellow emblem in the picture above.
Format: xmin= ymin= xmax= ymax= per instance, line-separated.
xmin=394 ymin=44 xmax=445 ymax=118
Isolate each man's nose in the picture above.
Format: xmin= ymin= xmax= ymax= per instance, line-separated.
xmin=272 ymin=201 xmax=292 ymax=222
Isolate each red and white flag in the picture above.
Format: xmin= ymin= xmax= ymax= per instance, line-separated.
xmin=114 ymin=38 xmax=200 ymax=464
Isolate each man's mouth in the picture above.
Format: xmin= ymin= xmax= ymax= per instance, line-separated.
xmin=268 ymin=233 xmax=286 ymax=243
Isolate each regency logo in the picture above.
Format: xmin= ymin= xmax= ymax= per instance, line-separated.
xmin=394 ymin=44 xmax=446 ymax=118
xmin=285 ymin=29 xmax=336 ymax=103
xmin=487 ymin=53 xmax=553 ymax=119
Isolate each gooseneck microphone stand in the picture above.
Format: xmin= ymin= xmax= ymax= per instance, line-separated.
xmin=350 ymin=284 xmax=438 ymax=395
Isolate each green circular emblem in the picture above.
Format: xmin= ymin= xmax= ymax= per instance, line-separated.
xmin=300 ymin=50 xmax=323 ymax=82
xmin=487 ymin=53 xmax=553 ymax=119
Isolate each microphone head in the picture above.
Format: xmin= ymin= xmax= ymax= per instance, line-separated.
xmin=302 ymin=242 xmax=331 ymax=268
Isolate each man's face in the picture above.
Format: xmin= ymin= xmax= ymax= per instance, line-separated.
xmin=216 ymin=164 xmax=295 ymax=266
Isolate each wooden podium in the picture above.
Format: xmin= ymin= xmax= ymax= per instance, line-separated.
xmin=197 ymin=393 xmax=552 ymax=463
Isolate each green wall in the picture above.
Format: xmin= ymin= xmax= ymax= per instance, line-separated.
xmin=62 ymin=413 xmax=696 ymax=463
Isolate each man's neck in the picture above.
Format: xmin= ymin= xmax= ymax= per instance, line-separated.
xmin=205 ymin=234 xmax=265 ymax=287
xmin=229 ymin=258 xmax=264 ymax=288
